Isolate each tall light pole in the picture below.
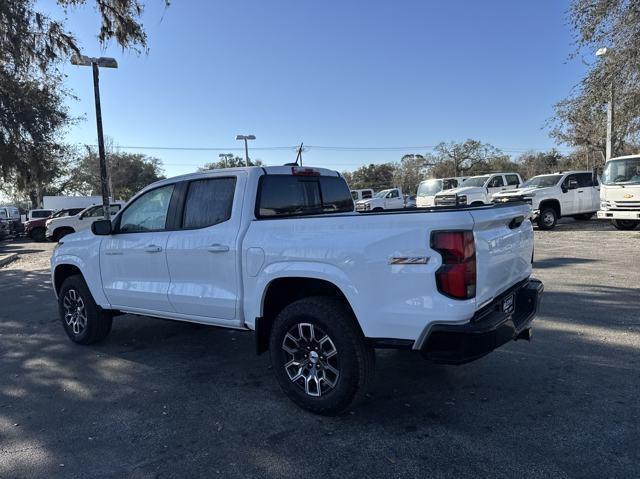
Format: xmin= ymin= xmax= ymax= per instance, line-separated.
xmin=596 ymin=48 xmax=614 ymax=160
xmin=71 ymin=54 xmax=118 ymax=220
xmin=235 ymin=134 xmax=256 ymax=166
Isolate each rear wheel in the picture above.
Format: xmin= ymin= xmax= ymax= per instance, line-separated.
xmin=58 ymin=275 xmax=112 ymax=344
xmin=537 ymin=207 xmax=557 ymax=230
xmin=269 ymin=296 xmax=375 ymax=415
xmin=29 ymin=227 xmax=46 ymax=242
xmin=573 ymin=213 xmax=593 ymax=221
xmin=611 ymin=219 xmax=639 ymax=231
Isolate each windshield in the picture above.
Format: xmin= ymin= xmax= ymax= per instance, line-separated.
xmin=602 ymin=157 xmax=640 ymax=185
xmin=522 ymin=175 xmax=563 ymax=188
xmin=417 ymin=180 xmax=442 ymax=197
xmin=461 ymin=176 xmax=489 ymax=187
xmin=374 ymin=189 xmax=391 ymax=198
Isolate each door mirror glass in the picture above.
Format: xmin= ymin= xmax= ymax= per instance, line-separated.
xmin=91 ymin=219 xmax=112 ymax=236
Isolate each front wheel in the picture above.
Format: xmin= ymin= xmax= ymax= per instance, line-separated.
xmin=611 ymin=219 xmax=639 ymax=231
xmin=537 ymin=208 xmax=557 ymax=230
xmin=58 ymin=275 xmax=113 ymax=344
xmin=269 ymin=296 xmax=375 ymax=415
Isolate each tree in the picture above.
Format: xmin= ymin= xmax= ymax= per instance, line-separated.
xmin=199 ymin=155 xmax=263 ymax=171
xmin=66 ymin=147 xmax=165 ymax=200
xmin=515 ymin=150 xmax=564 ymax=178
xmin=427 ymin=140 xmax=512 ymax=178
xmin=550 ymin=0 xmax=640 ymax=158
xmin=1 ymin=1 xmax=168 ymax=205
xmin=342 ymin=163 xmax=396 ymax=191
xmin=393 ymin=155 xmax=429 ymax=195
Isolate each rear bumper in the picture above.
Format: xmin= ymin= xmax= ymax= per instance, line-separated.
xmin=597 ymin=210 xmax=640 ymax=220
xmin=417 ymin=278 xmax=543 ymax=364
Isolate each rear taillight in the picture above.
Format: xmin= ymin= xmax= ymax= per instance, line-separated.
xmin=431 ymin=230 xmax=476 ymax=300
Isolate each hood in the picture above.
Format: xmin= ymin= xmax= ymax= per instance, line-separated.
xmin=602 ymin=184 xmax=640 ymax=201
xmin=438 ymin=186 xmax=485 ymax=196
xmin=494 ymin=186 xmax=550 ymax=197
xmin=356 ymin=198 xmax=379 ymax=205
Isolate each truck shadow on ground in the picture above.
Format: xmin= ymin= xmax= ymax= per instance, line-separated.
xmin=533 ymin=257 xmax=600 ymax=269
xmin=1 ymin=267 xmax=638 ymax=477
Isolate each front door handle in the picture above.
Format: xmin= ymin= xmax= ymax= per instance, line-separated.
xmin=144 ymin=244 xmax=163 ymax=253
xmin=207 ymin=244 xmax=230 ymax=253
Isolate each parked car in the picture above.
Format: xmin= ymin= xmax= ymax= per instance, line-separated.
xmin=597 ymin=154 xmax=640 ymax=230
xmin=27 ymin=209 xmax=55 ymax=221
xmin=43 ymin=195 xmax=109 ymax=211
xmin=416 ymin=177 xmax=468 ymax=207
xmin=434 ymin=173 xmax=523 ymax=207
xmin=404 ymin=194 xmax=417 ymax=208
xmin=350 ymin=189 xmax=374 ymax=202
xmin=355 ymin=187 xmax=405 ymax=211
xmin=0 ymin=217 xmax=10 ymax=240
xmin=24 ymin=208 xmax=85 ymax=242
xmin=493 ymin=171 xmax=600 ymax=230
xmin=51 ymin=165 xmax=542 ymax=415
xmin=0 ymin=205 xmax=23 ymax=237
xmin=46 ymin=203 xmax=124 ymax=241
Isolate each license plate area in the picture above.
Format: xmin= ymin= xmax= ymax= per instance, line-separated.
xmin=502 ymin=293 xmax=515 ymax=314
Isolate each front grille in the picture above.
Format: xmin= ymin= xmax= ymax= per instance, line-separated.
xmin=435 ymin=195 xmax=457 ymax=207
xmin=611 ymin=200 xmax=640 ymax=209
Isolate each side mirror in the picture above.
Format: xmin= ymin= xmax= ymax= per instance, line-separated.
xmin=567 ymin=179 xmax=578 ymax=190
xmin=91 ymin=219 xmax=112 ymax=236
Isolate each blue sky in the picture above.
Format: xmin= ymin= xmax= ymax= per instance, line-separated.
xmin=49 ymin=0 xmax=587 ymax=177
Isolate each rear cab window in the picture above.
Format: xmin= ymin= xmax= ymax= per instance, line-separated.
xmin=257 ymin=174 xmax=353 ymax=218
xmin=505 ymin=174 xmax=520 ymax=186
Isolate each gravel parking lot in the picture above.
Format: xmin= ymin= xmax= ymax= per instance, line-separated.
xmin=1 ymin=218 xmax=638 ymax=479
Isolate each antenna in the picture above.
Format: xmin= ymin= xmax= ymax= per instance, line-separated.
xmin=295 ymin=142 xmax=304 ymax=166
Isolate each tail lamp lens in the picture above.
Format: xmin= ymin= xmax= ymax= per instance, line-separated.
xmin=431 ymin=231 xmax=476 ymax=299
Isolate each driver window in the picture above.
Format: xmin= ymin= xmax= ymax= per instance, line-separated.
xmin=119 ymin=185 xmax=175 ymax=233
xmin=387 ymin=190 xmax=399 ymax=198
xmin=488 ymin=176 xmax=504 ymax=188
xmin=85 ymin=206 xmax=103 ymax=218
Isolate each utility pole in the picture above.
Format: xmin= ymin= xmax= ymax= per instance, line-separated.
xmin=72 ymin=55 xmax=118 ymax=220
xmin=596 ymin=48 xmax=615 ymax=161
xmin=606 ymin=82 xmax=614 ymax=160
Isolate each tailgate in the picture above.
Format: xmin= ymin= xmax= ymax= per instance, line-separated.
xmin=470 ymin=204 xmax=534 ymax=308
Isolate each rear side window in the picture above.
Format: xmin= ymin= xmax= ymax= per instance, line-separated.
xmin=362 ymin=190 xmax=373 ymax=199
xmin=182 ymin=177 xmax=236 ymax=229
xmin=577 ymin=173 xmax=597 ymax=187
xmin=257 ymin=175 xmax=353 ymax=218
xmin=505 ymin=174 xmax=520 ymax=186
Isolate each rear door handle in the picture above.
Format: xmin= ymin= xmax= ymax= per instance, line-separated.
xmin=207 ymin=243 xmax=229 ymax=253
xmin=144 ymin=244 xmax=163 ymax=253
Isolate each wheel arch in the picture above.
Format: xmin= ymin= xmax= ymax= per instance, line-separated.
xmin=539 ymin=199 xmax=561 ymax=217
xmin=255 ymin=276 xmax=361 ymax=355
xmin=53 ymin=263 xmax=84 ymax=295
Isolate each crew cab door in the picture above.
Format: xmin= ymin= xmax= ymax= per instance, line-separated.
xmin=561 ymin=174 xmax=580 ymax=214
xmin=100 ymin=184 xmax=176 ymax=312
xmin=486 ymin=175 xmax=507 ymax=198
xmin=384 ymin=189 xmax=404 ymax=209
xmin=165 ymin=174 xmax=244 ymax=322
xmin=577 ymin=172 xmax=600 ymax=212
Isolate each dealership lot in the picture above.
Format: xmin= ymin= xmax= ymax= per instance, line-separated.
xmin=0 ymin=219 xmax=638 ymax=479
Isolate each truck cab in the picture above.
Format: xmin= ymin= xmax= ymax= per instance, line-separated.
xmin=355 ymin=187 xmax=404 ymax=211
xmin=597 ymin=154 xmax=640 ymax=230
xmin=416 ymin=177 xmax=468 ymax=207
xmin=434 ymin=173 xmax=522 ymax=207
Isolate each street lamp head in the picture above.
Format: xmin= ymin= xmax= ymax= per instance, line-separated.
xmin=70 ymin=54 xmax=118 ymax=68
xmin=70 ymin=54 xmax=92 ymax=66
xmin=596 ymin=47 xmax=608 ymax=57
xmin=96 ymin=57 xmax=118 ymax=68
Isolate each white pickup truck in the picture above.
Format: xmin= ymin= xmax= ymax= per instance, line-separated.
xmin=46 ymin=202 xmax=124 ymax=241
xmin=597 ymin=155 xmax=640 ymax=230
xmin=434 ymin=173 xmax=523 ymax=207
xmin=355 ymin=187 xmax=405 ymax=211
xmin=493 ymin=171 xmax=600 ymax=230
xmin=51 ymin=165 xmax=543 ymax=414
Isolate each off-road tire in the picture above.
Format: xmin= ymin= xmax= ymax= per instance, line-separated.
xmin=611 ymin=219 xmax=639 ymax=231
xmin=537 ymin=207 xmax=558 ymax=230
